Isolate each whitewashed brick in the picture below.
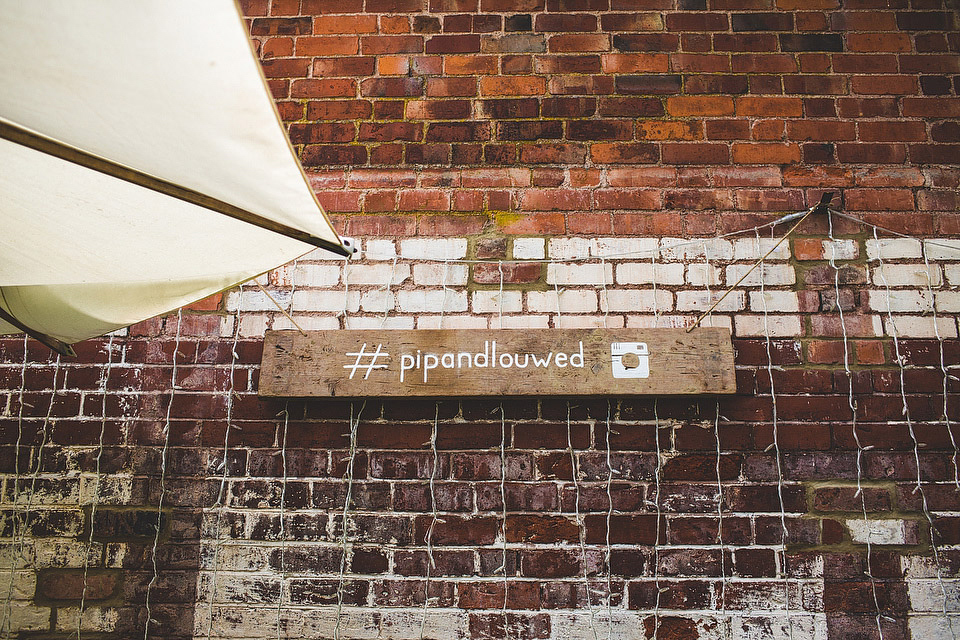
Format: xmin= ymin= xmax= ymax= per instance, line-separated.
xmin=884 ymin=315 xmax=958 ymax=338
xmin=908 ymin=615 xmax=960 ymax=640
xmin=272 ymin=263 xmax=341 ymax=287
xmin=846 ymin=518 xmax=908 ymax=545
xmin=946 ymin=264 xmax=960 ymax=285
xmin=749 ymin=291 xmax=800 ymax=313
xmin=417 ymin=315 xmax=489 ymax=329
xmin=923 ymin=238 xmax=960 ymax=261
xmin=396 ymin=289 xmax=467 ymax=313
xmin=867 ymin=290 xmax=933 ymax=313
xmin=678 ymin=290 xmax=745 ymax=313
xmin=380 ymin=610 xmax=471 ymax=640
xmin=734 ymin=614 xmax=828 ymax=640
xmin=546 ymin=262 xmax=613 ymax=285
xmin=556 ymin=315 xmax=626 ymax=328
xmin=291 ymin=290 xmax=360 ymax=313
xmin=686 ymin=264 xmax=722 ymax=286
xmin=602 ymin=290 xmax=674 ymax=313
xmin=412 ymin=263 xmax=469 ymax=286
xmin=363 ymin=238 xmax=397 ymax=260
xmin=301 ymin=246 xmax=353 ymax=261
xmin=866 ymin=238 xmax=922 ymax=260
xmin=548 ymin=237 xmax=593 ymax=259
xmin=823 ymin=239 xmax=859 ymax=261
xmin=498 ymin=315 xmax=550 ymax=328
xmin=55 ymin=606 xmax=119 ymax=632
xmin=399 ymin=238 xmax=467 ymax=260
xmin=726 ymin=263 xmax=796 ymax=286
xmin=616 ymin=262 xmax=685 ymax=285
xmin=345 ymin=316 xmax=415 ymax=329
xmin=661 ymin=237 xmax=734 ymax=261
xmin=733 ymin=237 xmax=791 ymax=260
xmin=359 ymin=290 xmax=395 ymax=313
xmin=528 ymin=289 xmax=599 ymax=313
xmin=872 ymin=264 xmax=942 ymax=287
xmin=627 ymin=314 xmax=733 ymax=330
xmin=600 ymin=289 xmax=673 ymax=313
xmin=936 ymin=291 xmax=960 ymax=313
xmin=734 ymin=314 xmax=804 ymax=337
xmin=594 ymin=237 xmax=658 ymax=259
xmin=344 ymin=263 xmax=410 ymax=286
xmin=226 ymin=290 xmax=291 ymax=312
xmin=907 ymin=579 xmax=960 ymax=611
xmin=472 ymin=290 xmax=523 ymax=313
xmin=238 ymin=314 xmax=268 ymax=338
xmin=512 ymin=237 xmax=546 ymax=259
xmin=902 ymin=555 xmax=944 ymax=579
xmin=272 ymin=316 xmax=340 ymax=331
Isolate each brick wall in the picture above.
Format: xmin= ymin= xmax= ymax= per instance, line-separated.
xmin=1 ymin=1 xmax=959 ymax=638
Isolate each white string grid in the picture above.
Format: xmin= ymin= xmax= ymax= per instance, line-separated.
xmin=275 ymin=404 xmax=290 ymax=640
xmin=78 ymin=335 xmax=115 ymax=639
xmin=874 ymin=230 xmax=957 ymax=640
xmin=603 ymin=400 xmax=615 ymax=639
xmin=498 ymin=403 xmax=509 ymax=637
xmin=0 ymin=335 xmax=28 ymax=636
xmin=205 ymin=282 xmax=244 ymax=640
xmin=713 ymin=400 xmax=727 ymax=633
xmin=827 ymin=213 xmax=885 ymax=639
xmin=757 ymin=227 xmax=795 ymax=640
xmin=567 ymin=402 xmax=599 ymax=640
xmin=334 ymin=400 xmax=364 ymax=640
xmin=651 ymin=399 xmax=663 ymax=640
xmin=418 ymin=403 xmax=440 ymax=639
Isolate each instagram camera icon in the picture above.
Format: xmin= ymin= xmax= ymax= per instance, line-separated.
xmin=610 ymin=342 xmax=649 ymax=379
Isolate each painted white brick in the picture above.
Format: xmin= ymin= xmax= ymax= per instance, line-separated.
xmin=498 ymin=315 xmax=550 ymax=329
xmin=344 ymin=263 xmax=410 ymax=286
xmin=867 ymin=290 xmax=933 ymax=313
xmin=272 ymin=263 xmax=340 ymax=287
xmin=555 ymin=315 xmax=626 ymax=328
xmin=884 ymin=315 xmax=958 ymax=338
xmin=923 ymin=238 xmax=960 ymax=261
xmin=661 ymin=237 xmax=734 ymax=261
xmin=528 ymin=289 xmax=599 ymax=313
xmin=749 ymin=291 xmax=800 ymax=313
xmin=546 ymin=262 xmax=613 ymax=285
xmin=412 ymin=263 xmax=469 ymax=286
xmin=872 ymin=264 xmax=942 ymax=287
xmin=238 ymin=314 xmax=268 ymax=338
xmin=226 ymin=290 xmax=291 ymax=313
xmin=345 ymin=316 xmax=415 ymax=329
xmin=548 ymin=237 xmax=593 ymax=259
xmin=936 ymin=291 xmax=960 ymax=313
xmin=359 ymin=290 xmax=395 ymax=313
xmin=380 ymin=610 xmax=471 ymax=640
xmin=902 ymin=555 xmax=944 ymax=579
xmin=396 ymin=289 xmax=468 ymax=313
xmin=907 ymin=579 xmax=960 ymax=612
xmin=686 ymin=264 xmax=723 ymax=287
xmin=399 ymin=238 xmax=467 ymax=260
xmin=602 ymin=289 xmax=674 ymax=313
xmin=472 ymin=290 xmax=523 ymax=313
xmin=272 ymin=316 xmax=340 ymax=331
xmin=363 ymin=238 xmax=397 ymax=260
xmin=846 ymin=518 xmax=908 ymax=545
xmin=946 ymin=264 xmax=960 ymax=286
xmin=291 ymin=290 xmax=360 ymax=313
xmin=55 ymin=606 xmax=118 ymax=633
xmin=734 ymin=314 xmax=804 ymax=337
xmin=908 ymin=615 xmax=960 ymax=640
xmin=678 ymin=290 xmax=745 ymax=313
xmin=512 ymin=237 xmax=546 ymax=259
xmin=616 ymin=262 xmax=686 ymax=285
xmin=823 ymin=239 xmax=859 ymax=261
xmin=417 ymin=315 xmax=489 ymax=329
xmin=866 ymin=238 xmax=922 ymax=260
xmin=594 ymin=237 xmax=659 ymax=259
xmin=725 ymin=263 xmax=796 ymax=286
xmin=626 ymin=314 xmax=733 ymax=330
xmin=733 ymin=614 xmax=828 ymax=640
xmin=733 ymin=237 xmax=791 ymax=260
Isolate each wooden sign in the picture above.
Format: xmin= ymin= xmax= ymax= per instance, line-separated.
xmin=259 ymin=328 xmax=735 ymax=398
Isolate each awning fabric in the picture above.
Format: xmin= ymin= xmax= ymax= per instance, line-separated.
xmin=0 ymin=0 xmax=350 ymax=351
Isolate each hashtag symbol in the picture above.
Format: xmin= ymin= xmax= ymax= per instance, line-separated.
xmin=343 ymin=343 xmax=390 ymax=380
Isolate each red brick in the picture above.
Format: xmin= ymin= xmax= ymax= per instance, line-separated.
xmin=495 ymin=212 xmax=566 ymax=234
xmin=601 ymin=53 xmax=669 ymax=73
xmin=844 ymin=188 xmax=914 ymax=211
xmin=736 ymin=97 xmax=804 ymax=117
xmin=732 ymin=143 xmax=802 ymax=164
xmin=473 ymin=262 xmax=542 ymax=284
xmin=549 ymin=34 xmax=612 ymax=52
xmin=661 ymin=143 xmax=730 ymax=165
xmin=519 ymin=189 xmax=590 ymax=211
xmin=858 ymin=121 xmax=928 ymax=142
xmin=292 ymin=78 xmax=357 ymax=97
xmin=787 ymin=121 xmax=856 ymax=142
xmin=667 ymin=96 xmax=735 ymax=117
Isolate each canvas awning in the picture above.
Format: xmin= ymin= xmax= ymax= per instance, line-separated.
xmin=0 ymin=0 xmax=352 ymax=355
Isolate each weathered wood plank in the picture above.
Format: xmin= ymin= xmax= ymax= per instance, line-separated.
xmin=259 ymin=328 xmax=736 ymax=398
